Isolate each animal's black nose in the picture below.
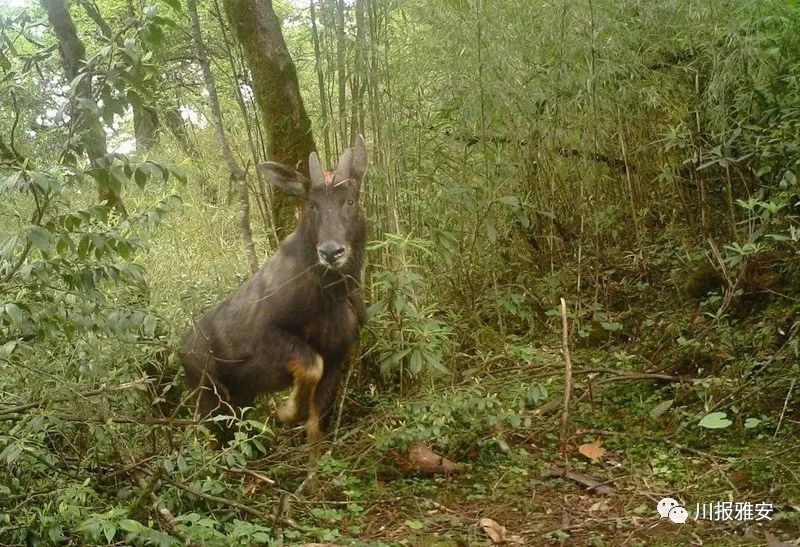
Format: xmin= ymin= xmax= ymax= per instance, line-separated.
xmin=318 ymin=242 xmax=346 ymax=264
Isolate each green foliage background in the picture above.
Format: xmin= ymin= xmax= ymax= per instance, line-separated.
xmin=1 ymin=0 xmax=798 ymax=544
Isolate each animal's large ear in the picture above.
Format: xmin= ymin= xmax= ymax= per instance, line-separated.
xmin=333 ymin=148 xmax=353 ymax=184
xmin=351 ymin=134 xmax=367 ymax=181
xmin=308 ymin=151 xmax=325 ymax=189
xmin=258 ymin=162 xmax=307 ymax=198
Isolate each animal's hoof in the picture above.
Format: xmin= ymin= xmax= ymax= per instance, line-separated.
xmin=277 ymin=402 xmax=302 ymax=425
xmin=300 ymin=468 xmax=319 ymax=495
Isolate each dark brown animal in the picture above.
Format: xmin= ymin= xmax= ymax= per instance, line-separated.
xmin=180 ymin=136 xmax=368 ymax=459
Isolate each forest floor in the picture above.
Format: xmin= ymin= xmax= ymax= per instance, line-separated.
xmin=226 ymin=356 xmax=799 ymax=546
xmin=140 ymin=206 xmax=800 ymax=546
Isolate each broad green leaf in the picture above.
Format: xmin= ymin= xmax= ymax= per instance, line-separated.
xmin=160 ymin=0 xmax=182 ymax=11
xmin=698 ymin=411 xmax=732 ymax=429
xmin=744 ymin=417 xmax=761 ymax=429
xmin=102 ymin=521 xmax=116 ymax=543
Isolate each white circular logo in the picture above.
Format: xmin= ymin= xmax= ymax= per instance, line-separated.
xmin=657 ymin=497 xmax=680 ymax=518
xmin=668 ymin=505 xmax=689 ymax=524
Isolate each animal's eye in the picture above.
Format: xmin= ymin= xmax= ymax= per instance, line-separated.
xmin=347 ymin=200 xmax=354 ymax=206
xmin=309 ymin=203 xmax=317 ymax=210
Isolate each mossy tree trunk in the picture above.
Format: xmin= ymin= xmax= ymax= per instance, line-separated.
xmin=221 ymin=0 xmax=317 ymax=239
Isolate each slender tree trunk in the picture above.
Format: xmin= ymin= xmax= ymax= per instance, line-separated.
xmin=210 ymin=0 xmax=280 ymax=246
xmin=41 ymin=0 xmax=126 ymax=216
xmin=335 ymin=0 xmax=348 ymax=150
xmin=349 ymin=0 xmax=365 ymax=147
xmin=310 ymin=0 xmax=332 ymax=167
xmin=133 ymin=106 xmax=160 ymax=152
xmin=222 ymin=0 xmax=317 ymax=238
xmin=187 ymin=0 xmax=258 ymax=273
xmin=163 ymin=108 xmax=195 ymax=155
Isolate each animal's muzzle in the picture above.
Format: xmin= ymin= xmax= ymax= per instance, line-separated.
xmin=317 ymin=242 xmax=348 ymax=267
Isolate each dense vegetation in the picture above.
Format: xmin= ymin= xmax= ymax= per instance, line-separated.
xmin=1 ymin=0 xmax=798 ymax=544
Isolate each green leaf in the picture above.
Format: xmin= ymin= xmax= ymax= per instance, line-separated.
xmin=698 ymin=411 xmax=732 ymax=429
xmin=365 ymin=301 xmax=385 ymax=320
xmin=110 ymin=165 xmax=128 ymax=188
xmin=744 ymin=417 xmax=761 ymax=429
xmin=118 ymin=519 xmax=141 ymax=532
xmin=4 ymin=303 xmax=27 ymax=326
xmin=30 ymin=172 xmax=56 ymax=193
xmin=0 ymin=340 xmax=18 ymax=357
xmin=47 ymin=526 xmax=63 ymax=543
xmin=103 ymin=521 xmax=117 ymax=543
xmin=408 ymin=349 xmax=423 ymax=374
xmin=379 ymin=348 xmax=411 ymax=375
xmin=424 ymin=351 xmax=449 ymax=375
xmin=56 ymin=234 xmax=73 ymax=254
xmin=160 ymin=0 xmax=182 ymax=11
xmin=650 ymin=399 xmax=674 ymax=418
xmin=26 ymin=225 xmax=53 ymax=251
xmin=499 ymin=195 xmax=521 ymax=207
xmin=0 ymin=171 xmax=22 ymax=192
xmin=134 ymin=167 xmax=148 ymax=188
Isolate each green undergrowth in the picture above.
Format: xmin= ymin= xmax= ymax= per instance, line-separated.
xmin=2 ymin=178 xmax=798 ymax=545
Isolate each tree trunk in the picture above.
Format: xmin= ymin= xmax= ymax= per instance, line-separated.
xmin=310 ymin=0 xmax=332 ymax=167
xmin=335 ymin=0 xmax=348 ymax=151
xmin=187 ymin=0 xmax=258 ymax=273
xmin=163 ymin=107 xmax=196 ymax=156
xmin=350 ymin=0 xmax=365 ymax=147
xmin=133 ymin=106 xmax=160 ymax=152
xmin=222 ymin=0 xmax=317 ymax=239
xmin=41 ymin=0 xmax=126 ymax=216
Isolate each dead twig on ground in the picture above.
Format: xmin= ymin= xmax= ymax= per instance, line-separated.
xmin=157 ymin=471 xmax=299 ymax=529
xmin=559 ymin=297 xmax=573 ymax=454
xmin=549 ymin=466 xmax=616 ymax=495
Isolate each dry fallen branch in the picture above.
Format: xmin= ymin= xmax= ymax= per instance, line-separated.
xmin=549 ymin=466 xmax=616 ymax=495
xmin=158 ymin=472 xmax=299 ymax=529
xmin=559 ymin=297 xmax=573 ymax=452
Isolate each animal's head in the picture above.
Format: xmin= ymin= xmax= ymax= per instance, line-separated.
xmin=258 ymin=135 xmax=368 ymax=271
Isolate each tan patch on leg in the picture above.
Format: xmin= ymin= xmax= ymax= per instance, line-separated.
xmin=278 ymin=354 xmax=324 ymax=425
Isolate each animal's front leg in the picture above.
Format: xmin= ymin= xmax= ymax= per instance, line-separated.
xmin=277 ymin=353 xmax=323 ymax=430
xmin=279 ymin=352 xmax=325 ymax=472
